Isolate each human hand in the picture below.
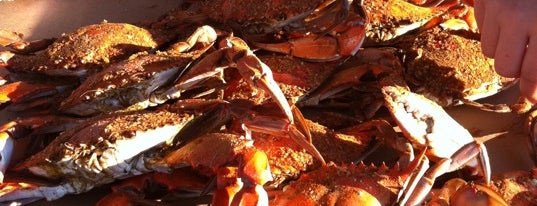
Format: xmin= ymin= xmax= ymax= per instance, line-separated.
xmin=474 ymin=0 xmax=537 ymax=102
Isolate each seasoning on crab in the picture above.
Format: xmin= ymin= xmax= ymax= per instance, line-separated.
xmin=58 ymin=25 xmax=218 ymax=116
xmin=0 ymin=22 xmax=163 ymax=77
xmin=362 ymin=0 xmax=476 ymax=46
xmin=381 ymin=83 xmax=492 ymax=205
xmin=185 ymin=0 xmax=367 ymax=61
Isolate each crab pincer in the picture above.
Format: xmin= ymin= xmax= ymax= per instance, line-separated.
xmin=217 ymin=37 xmax=325 ymax=164
xmin=253 ymin=0 xmax=368 ymax=61
xmin=381 ymin=84 xmax=491 ymax=205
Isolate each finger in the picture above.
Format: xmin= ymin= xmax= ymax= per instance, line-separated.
xmin=479 ymin=9 xmax=500 ymax=58
xmin=520 ymin=36 xmax=537 ymax=102
xmin=473 ymin=0 xmax=485 ymax=30
xmin=493 ymin=26 xmax=529 ymax=77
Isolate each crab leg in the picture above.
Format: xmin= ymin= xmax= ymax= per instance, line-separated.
xmin=400 ymin=143 xmax=491 ymax=205
xmin=170 ymin=99 xmax=323 ymax=165
xmin=299 ymin=64 xmax=389 ymax=106
xmin=241 ymin=107 xmax=325 ymax=165
xmin=158 ymin=49 xmax=228 ymax=102
xmin=381 ymin=85 xmax=491 ymax=205
xmin=0 ymin=81 xmax=68 ymax=106
xmin=59 ymin=25 xmax=218 ymax=116
xmin=222 ymin=37 xmax=295 ymax=125
xmin=253 ymin=0 xmax=367 ymax=61
xmin=166 ymin=35 xmax=298 ymax=125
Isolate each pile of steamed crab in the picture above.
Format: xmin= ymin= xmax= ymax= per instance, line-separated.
xmin=1 ymin=0 xmax=537 ymax=205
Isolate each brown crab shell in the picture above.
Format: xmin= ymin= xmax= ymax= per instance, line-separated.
xmin=400 ymin=27 xmax=516 ymax=107
xmin=489 ymin=169 xmax=537 ymax=205
xmin=252 ymin=118 xmax=373 ymax=189
xmin=223 ymin=54 xmax=340 ymax=104
xmin=270 ymin=162 xmax=404 ymax=205
xmin=6 ymin=22 xmax=160 ymax=77
xmin=191 ymin=0 xmax=325 ymax=27
xmin=59 ymin=53 xmax=190 ymax=116
xmin=362 ymin=0 xmax=446 ymax=46
xmin=13 ymin=109 xmax=195 ymax=193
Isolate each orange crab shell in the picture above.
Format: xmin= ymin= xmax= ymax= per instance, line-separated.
xmin=191 ymin=0 xmax=326 ymax=26
xmin=5 ymin=22 xmax=161 ymax=76
xmin=489 ymin=169 xmax=537 ymax=205
xmin=270 ymin=163 xmax=405 ymax=205
xmin=401 ymin=27 xmax=516 ymax=107
xmin=249 ymin=118 xmax=375 ymax=189
xmin=222 ymin=54 xmax=340 ymax=104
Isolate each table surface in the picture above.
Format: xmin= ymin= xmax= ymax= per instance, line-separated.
xmin=1 ymin=0 xmax=534 ymax=205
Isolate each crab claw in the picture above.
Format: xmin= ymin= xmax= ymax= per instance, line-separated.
xmin=239 ymin=102 xmax=325 ymax=165
xmin=214 ymin=149 xmax=271 ymax=206
xmin=223 ymin=37 xmax=294 ymax=124
xmin=252 ymin=0 xmax=367 ymax=61
xmin=381 ymin=85 xmax=492 ymax=206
